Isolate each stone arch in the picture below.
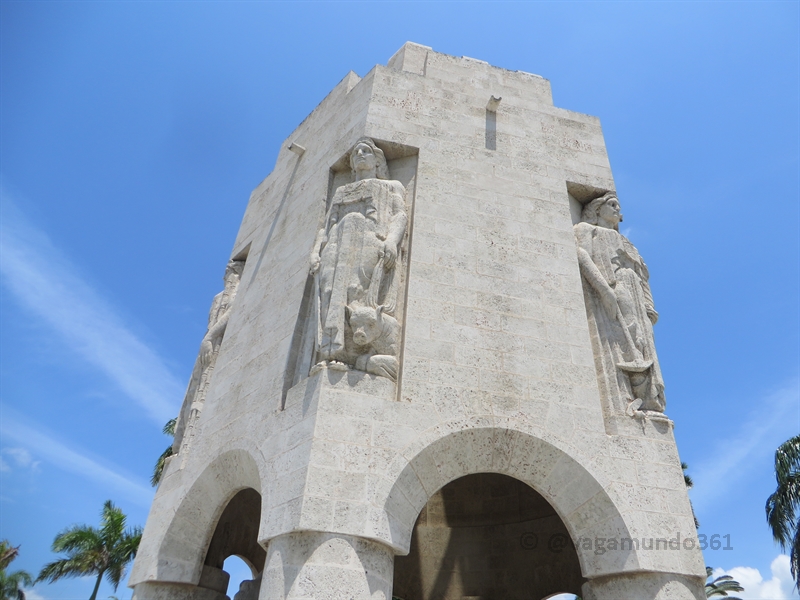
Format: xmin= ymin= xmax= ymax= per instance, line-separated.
xmin=155 ymin=448 xmax=265 ymax=584
xmin=377 ymin=422 xmax=642 ymax=579
xmin=392 ymin=472 xmax=584 ymax=599
xmin=204 ymin=488 xmax=266 ymax=571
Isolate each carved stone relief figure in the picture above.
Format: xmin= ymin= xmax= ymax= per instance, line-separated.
xmin=173 ymin=259 xmax=245 ymax=455
xmin=574 ymin=192 xmax=666 ymax=413
xmin=308 ymin=137 xmax=408 ymax=381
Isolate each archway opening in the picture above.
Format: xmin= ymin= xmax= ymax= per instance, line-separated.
xmin=223 ymin=555 xmax=255 ymax=598
xmin=198 ymin=488 xmax=265 ymax=599
xmin=392 ymin=473 xmax=583 ymax=600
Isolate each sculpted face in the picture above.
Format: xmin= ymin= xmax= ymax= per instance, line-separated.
xmin=223 ymin=271 xmax=237 ymax=290
xmin=352 ymin=142 xmax=377 ymax=174
xmin=598 ymin=197 xmax=623 ymax=226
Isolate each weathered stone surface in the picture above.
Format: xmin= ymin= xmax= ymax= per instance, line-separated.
xmin=582 ymin=571 xmax=706 ymax=600
xmin=129 ymin=42 xmax=705 ymax=600
xmin=262 ymin=532 xmax=393 ymax=600
xmin=132 ymin=582 xmax=227 ymax=600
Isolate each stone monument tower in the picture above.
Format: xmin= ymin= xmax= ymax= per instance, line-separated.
xmin=130 ymin=43 xmax=706 ymax=600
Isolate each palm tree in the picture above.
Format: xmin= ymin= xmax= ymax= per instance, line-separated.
xmin=0 ymin=541 xmax=33 ymax=600
xmin=705 ymin=567 xmax=744 ymax=598
xmin=36 ymin=500 xmax=142 ymax=600
xmin=766 ymin=433 xmax=800 ymax=587
xmin=151 ymin=418 xmax=177 ymax=486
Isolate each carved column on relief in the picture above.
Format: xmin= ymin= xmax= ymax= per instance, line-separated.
xmin=307 ymin=137 xmax=409 ymax=382
xmin=173 ymin=259 xmax=245 ymax=457
xmin=574 ymin=192 xmax=666 ymax=416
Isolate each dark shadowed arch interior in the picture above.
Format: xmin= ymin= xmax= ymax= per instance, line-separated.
xmin=393 ymin=473 xmax=584 ymax=600
xmin=198 ymin=488 xmax=266 ymax=597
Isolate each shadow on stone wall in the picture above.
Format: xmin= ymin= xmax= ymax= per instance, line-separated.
xmin=393 ymin=473 xmax=584 ymax=599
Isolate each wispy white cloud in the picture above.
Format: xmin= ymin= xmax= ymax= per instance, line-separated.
xmin=714 ymin=555 xmax=799 ymax=600
xmin=22 ymin=589 xmax=47 ymax=600
xmin=0 ymin=195 xmax=183 ymax=425
xmin=1 ymin=447 xmax=41 ymax=472
xmin=691 ymin=378 xmax=800 ymax=513
xmin=0 ymin=414 xmax=154 ymax=507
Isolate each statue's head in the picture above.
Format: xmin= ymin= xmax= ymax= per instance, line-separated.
xmin=349 ymin=137 xmax=389 ymax=180
xmin=224 ymin=259 xmax=245 ymax=285
xmin=581 ymin=191 xmax=623 ymax=230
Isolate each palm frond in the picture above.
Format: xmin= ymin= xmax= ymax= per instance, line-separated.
xmin=774 ymin=435 xmax=800 ymax=482
xmin=682 ymin=462 xmax=694 ymax=489
xmin=0 ymin=541 xmax=20 ymax=571
xmin=36 ymin=557 xmax=92 ymax=583
xmin=0 ymin=569 xmax=34 ymax=593
xmin=51 ymin=526 xmax=103 ymax=555
xmin=705 ymin=566 xmax=745 ymax=598
xmin=151 ymin=446 xmax=173 ymax=486
xmin=151 ymin=419 xmax=177 ymax=486
xmin=766 ymin=433 xmax=800 ymax=588
xmin=791 ymin=519 xmax=800 ymax=588
xmin=766 ymin=486 xmax=796 ymax=546
xmin=7 ymin=570 xmax=33 ymax=588
xmin=104 ymin=564 xmax=125 ymax=592
xmin=100 ymin=501 xmax=127 ymax=544
xmin=162 ymin=418 xmax=177 ymax=437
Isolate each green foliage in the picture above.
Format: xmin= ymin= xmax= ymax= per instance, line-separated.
xmin=765 ymin=433 xmax=800 ymax=587
xmin=0 ymin=543 xmax=19 ymax=572
xmin=151 ymin=418 xmax=177 ymax=486
xmin=682 ymin=461 xmax=694 ymax=489
xmin=682 ymin=462 xmax=700 ymax=529
xmin=0 ymin=541 xmax=33 ymax=600
xmin=36 ymin=501 xmax=142 ymax=600
xmin=705 ymin=566 xmax=744 ymax=598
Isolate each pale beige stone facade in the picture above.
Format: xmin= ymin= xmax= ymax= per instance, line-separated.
xmin=130 ymin=43 xmax=706 ymax=600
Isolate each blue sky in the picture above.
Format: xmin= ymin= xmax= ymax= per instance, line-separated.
xmin=1 ymin=2 xmax=798 ymax=599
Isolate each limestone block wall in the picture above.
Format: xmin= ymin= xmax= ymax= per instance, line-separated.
xmin=130 ymin=43 xmax=706 ymax=600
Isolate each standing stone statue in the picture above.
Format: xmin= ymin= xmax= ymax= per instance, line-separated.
xmin=574 ymin=192 xmax=666 ymax=413
xmin=308 ymin=137 xmax=407 ymax=381
xmin=173 ymin=259 xmax=245 ymax=454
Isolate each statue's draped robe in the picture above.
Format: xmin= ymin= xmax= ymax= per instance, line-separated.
xmin=316 ymin=178 xmax=405 ymax=364
xmin=574 ymin=222 xmax=665 ymax=412
xmin=173 ymin=285 xmax=238 ymax=452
